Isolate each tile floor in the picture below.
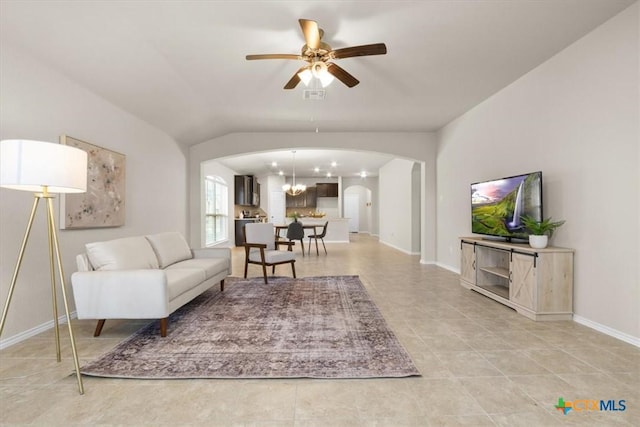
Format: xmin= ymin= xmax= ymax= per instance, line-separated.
xmin=0 ymin=234 xmax=638 ymax=426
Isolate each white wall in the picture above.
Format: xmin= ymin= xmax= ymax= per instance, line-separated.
xmin=379 ymin=159 xmax=420 ymax=255
xmin=436 ymin=3 xmax=639 ymax=340
xmin=0 ymin=43 xmax=187 ymax=344
xmin=189 ymin=132 xmax=438 ymax=262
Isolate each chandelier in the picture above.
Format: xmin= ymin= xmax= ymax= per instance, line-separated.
xmin=282 ymin=151 xmax=306 ymax=196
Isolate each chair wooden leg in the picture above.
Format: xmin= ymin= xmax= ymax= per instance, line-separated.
xmin=220 ymin=279 xmax=225 ymax=292
xmin=291 ymin=262 xmax=296 ymax=278
xmin=262 ymin=264 xmax=268 ymax=284
xmin=321 ymin=239 xmax=327 ymax=254
xmin=243 ymin=260 xmax=249 ymax=278
xmin=300 ymin=239 xmax=305 ymax=256
xmin=160 ymin=318 xmax=168 ymax=337
xmin=93 ymin=319 xmax=106 ymax=337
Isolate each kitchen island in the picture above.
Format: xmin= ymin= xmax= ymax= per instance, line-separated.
xmin=283 ymin=217 xmax=350 ymax=243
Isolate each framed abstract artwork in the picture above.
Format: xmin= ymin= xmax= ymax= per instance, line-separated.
xmin=60 ymin=135 xmax=126 ymax=229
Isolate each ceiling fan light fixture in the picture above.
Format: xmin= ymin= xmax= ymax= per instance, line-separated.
xmin=310 ymin=61 xmax=334 ymax=87
xmin=311 ymin=61 xmax=327 ymax=77
xmin=246 ymin=19 xmax=386 ymax=90
xmin=298 ymin=68 xmax=312 ymax=86
xmin=319 ymin=71 xmax=334 ymax=87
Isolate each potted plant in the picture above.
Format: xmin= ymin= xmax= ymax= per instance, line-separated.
xmin=521 ymin=215 xmax=565 ymax=249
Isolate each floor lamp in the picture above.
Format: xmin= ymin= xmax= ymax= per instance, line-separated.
xmin=0 ymin=139 xmax=88 ymax=394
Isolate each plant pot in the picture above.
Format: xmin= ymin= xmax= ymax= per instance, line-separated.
xmin=529 ymin=235 xmax=548 ymax=249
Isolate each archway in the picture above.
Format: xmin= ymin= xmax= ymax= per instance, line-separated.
xmin=344 ymin=185 xmax=373 ymax=234
xmin=188 ymin=132 xmax=437 ymax=263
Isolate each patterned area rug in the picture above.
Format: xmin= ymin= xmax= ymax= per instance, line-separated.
xmin=81 ymin=275 xmax=420 ymax=379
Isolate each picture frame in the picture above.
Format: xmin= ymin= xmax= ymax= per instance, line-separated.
xmin=59 ymin=135 xmax=126 ymax=229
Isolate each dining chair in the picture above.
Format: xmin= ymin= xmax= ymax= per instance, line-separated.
xmin=243 ymin=223 xmax=296 ymax=284
xmin=307 ymin=221 xmax=329 ymax=255
xmin=286 ymin=220 xmax=305 ymax=256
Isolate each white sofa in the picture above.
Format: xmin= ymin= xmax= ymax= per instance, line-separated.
xmin=71 ymin=232 xmax=231 ymax=337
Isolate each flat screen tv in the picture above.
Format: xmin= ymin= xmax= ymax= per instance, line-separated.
xmin=471 ymin=171 xmax=543 ymax=241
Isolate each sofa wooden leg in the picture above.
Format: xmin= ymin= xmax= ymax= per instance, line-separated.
xmin=291 ymin=262 xmax=296 ymax=278
xmin=94 ymin=319 xmax=106 ymax=337
xmin=160 ymin=318 xmax=168 ymax=337
xmin=220 ymin=279 xmax=225 ymax=292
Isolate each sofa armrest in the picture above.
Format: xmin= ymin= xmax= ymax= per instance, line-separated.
xmin=71 ymin=269 xmax=170 ymax=319
xmin=192 ymin=247 xmax=231 ymax=271
xmin=191 ymin=247 xmax=231 ymax=259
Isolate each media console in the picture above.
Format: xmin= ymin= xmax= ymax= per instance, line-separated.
xmin=459 ymin=237 xmax=574 ymax=321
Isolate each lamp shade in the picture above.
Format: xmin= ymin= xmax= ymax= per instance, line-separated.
xmin=0 ymin=139 xmax=87 ymax=193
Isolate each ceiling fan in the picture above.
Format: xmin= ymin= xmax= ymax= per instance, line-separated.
xmin=246 ymin=19 xmax=387 ymax=89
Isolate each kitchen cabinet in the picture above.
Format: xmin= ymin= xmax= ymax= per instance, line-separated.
xmin=316 ymin=183 xmax=338 ymax=197
xmin=234 ymin=175 xmax=259 ymax=207
xmin=285 ymin=186 xmax=316 ymax=208
xmin=235 ymin=218 xmax=262 ymax=246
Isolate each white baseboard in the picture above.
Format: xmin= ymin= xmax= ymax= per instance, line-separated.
xmin=0 ymin=311 xmax=77 ymax=350
xmin=436 ymin=262 xmax=459 ymax=274
xmin=379 ymin=240 xmax=420 ymax=256
xmin=433 ymin=264 xmax=638 ymax=347
xmin=573 ymin=315 xmax=640 ymax=348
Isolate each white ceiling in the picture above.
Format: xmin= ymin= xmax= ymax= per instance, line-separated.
xmin=1 ymin=0 xmax=634 ymax=177
xmin=211 ymin=149 xmax=395 ymax=179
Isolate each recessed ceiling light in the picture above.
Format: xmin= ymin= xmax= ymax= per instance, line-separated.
xmin=271 ymin=161 xmax=278 ymax=167
xmin=278 ymin=170 xmax=283 ymax=176
xmin=360 ymin=171 xmax=367 ymax=178
xmin=326 ymin=172 xmax=332 ymax=178
xmin=331 ymin=161 xmax=337 ymax=168
xmin=314 ymin=167 xmax=320 ymax=173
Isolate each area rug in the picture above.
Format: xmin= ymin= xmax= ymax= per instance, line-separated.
xmin=80 ymin=275 xmax=420 ymax=379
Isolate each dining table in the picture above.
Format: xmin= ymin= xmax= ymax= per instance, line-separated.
xmin=275 ymin=224 xmax=320 ymax=255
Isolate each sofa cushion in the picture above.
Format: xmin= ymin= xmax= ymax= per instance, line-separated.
xmin=166 ymin=258 xmax=229 ymax=280
xmin=164 ymin=269 xmax=206 ymax=300
xmin=145 ymin=232 xmax=193 ymax=268
xmin=86 ymin=236 xmax=159 ymax=271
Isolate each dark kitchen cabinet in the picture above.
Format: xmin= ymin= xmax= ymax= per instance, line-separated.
xmin=235 ymin=219 xmax=261 ymax=246
xmin=286 ymin=186 xmax=316 ymax=208
xmin=235 ymin=175 xmax=259 ymax=207
xmin=316 ymin=183 xmax=338 ymax=197
xmin=306 ymin=186 xmax=317 ymax=207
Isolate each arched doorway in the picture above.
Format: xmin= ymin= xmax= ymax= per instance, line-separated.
xmin=344 ymin=185 xmax=373 ymax=234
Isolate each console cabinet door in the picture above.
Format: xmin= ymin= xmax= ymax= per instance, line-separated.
xmin=460 ymin=241 xmax=476 ymax=285
xmin=510 ymin=252 xmax=536 ymax=310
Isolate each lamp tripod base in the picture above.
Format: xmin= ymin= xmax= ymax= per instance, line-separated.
xmin=0 ymin=191 xmax=84 ymax=394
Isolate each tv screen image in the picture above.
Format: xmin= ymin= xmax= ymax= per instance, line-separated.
xmin=471 ymin=171 xmax=542 ymax=240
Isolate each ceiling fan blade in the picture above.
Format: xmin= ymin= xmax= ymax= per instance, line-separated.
xmin=326 ymin=63 xmax=359 ymax=88
xmin=246 ymin=54 xmax=301 ymax=61
xmin=331 ymin=43 xmax=387 ymax=59
xmin=284 ymin=66 xmax=309 ymax=90
xmin=299 ymin=19 xmax=320 ymax=50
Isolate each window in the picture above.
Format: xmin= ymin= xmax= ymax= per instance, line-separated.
xmin=205 ymin=175 xmax=228 ymax=245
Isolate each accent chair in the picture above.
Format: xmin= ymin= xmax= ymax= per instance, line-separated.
xmin=243 ymin=223 xmax=296 ymax=283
